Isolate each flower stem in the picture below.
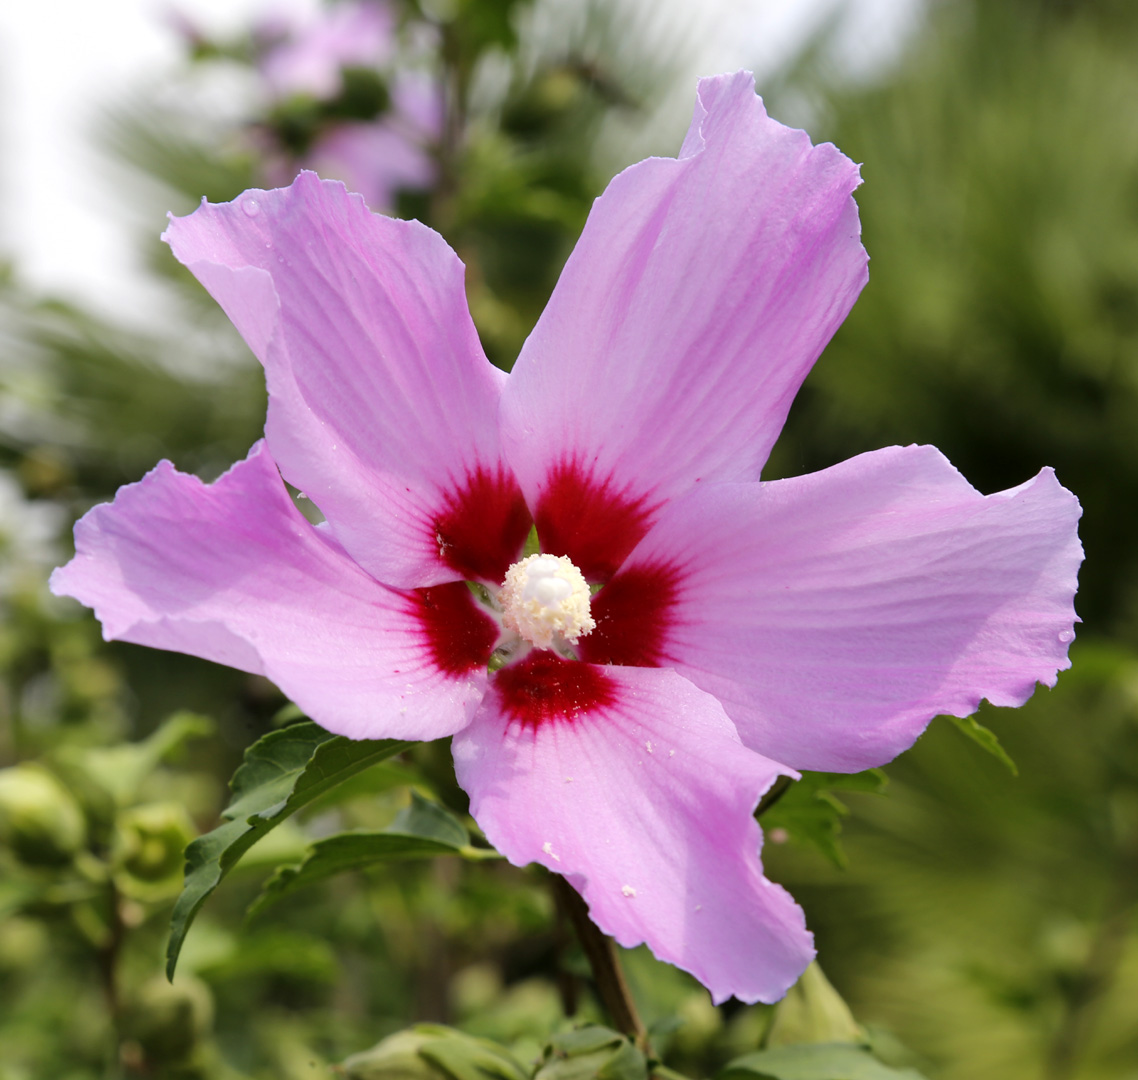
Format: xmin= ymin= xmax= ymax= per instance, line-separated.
xmin=552 ymin=874 xmax=650 ymax=1052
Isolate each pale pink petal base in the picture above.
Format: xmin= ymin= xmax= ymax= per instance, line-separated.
xmin=620 ymin=444 xmax=1083 ymax=771
xmin=50 ymin=442 xmax=490 ymax=741
xmin=452 ymin=664 xmax=812 ymax=1004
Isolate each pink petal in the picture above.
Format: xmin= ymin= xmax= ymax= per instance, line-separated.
xmin=452 ymin=656 xmax=813 ymax=1004
xmin=600 ymin=445 xmax=1082 ymax=772
xmin=163 ymin=173 xmax=529 ymax=588
xmin=50 ymin=442 xmax=495 ymax=741
xmin=500 ymin=71 xmax=867 ymax=573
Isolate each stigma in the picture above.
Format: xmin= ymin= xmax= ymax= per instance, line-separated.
xmin=500 ymin=554 xmax=596 ymax=651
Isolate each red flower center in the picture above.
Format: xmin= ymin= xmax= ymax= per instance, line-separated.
xmin=415 ymin=462 xmax=682 ymax=724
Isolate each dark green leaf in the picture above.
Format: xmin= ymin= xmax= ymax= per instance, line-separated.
xmin=719 ymin=1043 xmax=928 ymax=1080
xmin=452 ymin=0 xmax=532 ymax=53
xmin=948 ymin=715 xmax=1018 ymax=775
xmin=166 ymin=722 xmax=411 ymax=978
xmin=759 ymin=770 xmax=887 ymax=868
xmin=247 ymin=792 xmax=483 ymax=918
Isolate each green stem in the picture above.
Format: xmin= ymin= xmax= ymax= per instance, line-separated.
xmin=1045 ymin=863 xmax=1136 ymax=1080
xmin=552 ymin=874 xmax=651 ymax=1052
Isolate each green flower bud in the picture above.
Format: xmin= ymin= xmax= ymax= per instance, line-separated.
xmin=0 ymin=764 xmax=86 ymax=866
xmin=0 ymin=914 xmax=50 ymax=972
xmin=764 ymin=962 xmax=866 ymax=1047
xmin=534 ymin=1027 xmax=647 ymax=1080
xmin=340 ymin=1024 xmax=529 ymax=1080
xmin=112 ymin=802 xmax=196 ymax=900
xmin=124 ymin=975 xmax=214 ymax=1064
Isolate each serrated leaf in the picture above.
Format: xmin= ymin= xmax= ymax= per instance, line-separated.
xmin=167 ymin=722 xmax=411 ymax=978
xmin=718 ymin=1043 xmax=928 ymax=1080
xmin=297 ymin=760 xmax=418 ymax=816
xmin=948 ymin=715 xmax=1018 ymax=775
xmin=246 ymin=792 xmax=482 ymax=919
xmin=759 ymin=770 xmax=887 ymax=869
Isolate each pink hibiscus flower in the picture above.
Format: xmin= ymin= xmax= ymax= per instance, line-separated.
xmin=299 ymin=73 xmax=442 ymax=211
xmin=51 ymin=72 xmax=1082 ymax=1004
xmin=258 ymin=0 xmax=396 ymax=102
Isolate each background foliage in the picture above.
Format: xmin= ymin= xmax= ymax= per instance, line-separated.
xmin=1 ymin=1 xmax=1136 ymax=1078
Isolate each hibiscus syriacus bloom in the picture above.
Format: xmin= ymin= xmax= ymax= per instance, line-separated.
xmin=52 ymin=73 xmax=1082 ymax=1004
xmin=251 ymin=0 xmax=441 ymax=212
xmin=300 ymin=72 xmax=442 ymax=212
xmin=257 ymin=0 xmax=395 ymax=101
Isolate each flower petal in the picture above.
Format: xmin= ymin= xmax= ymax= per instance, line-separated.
xmin=50 ymin=442 xmax=495 ymax=741
xmin=604 ymin=445 xmax=1082 ymax=771
xmin=500 ymin=71 xmax=867 ymax=573
xmin=453 ymin=657 xmax=813 ymax=1004
xmin=163 ymin=173 xmax=529 ymax=588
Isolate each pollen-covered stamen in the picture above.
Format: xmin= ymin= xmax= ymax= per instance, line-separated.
xmin=500 ymin=554 xmax=596 ymax=651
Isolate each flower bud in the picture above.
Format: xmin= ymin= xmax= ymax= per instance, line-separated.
xmin=764 ymin=962 xmax=866 ymax=1047
xmin=0 ymin=764 xmax=86 ymax=866
xmin=124 ymin=975 xmax=214 ymax=1064
xmin=112 ymin=802 xmax=197 ymax=901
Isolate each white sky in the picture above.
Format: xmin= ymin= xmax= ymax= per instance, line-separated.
xmin=0 ymin=0 xmax=921 ymax=327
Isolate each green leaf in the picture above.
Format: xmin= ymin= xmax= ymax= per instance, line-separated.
xmin=193 ymin=929 xmax=340 ymax=985
xmin=166 ymin=722 xmax=411 ymax=978
xmin=247 ymin=791 xmax=488 ymax=919
xmin=0 ymin=877 xmax=43 ymax=920
xmin=536 ymin=1027 xmax=647 ymax=1080
xmin=759 ymin=770 xmax=887 ymax=868
xmin=947 ymin=715 xmax=1018 ymax=775
xmin=57 ymin=710 xmax=213 ymax=808
xmin=420 ymin=1031 xmax=532 ymax=1080
xmin=341 ymin=1024 xmax=530 ymax=1080
xmin=718 ymin=1043 xmax=928 ymax=1080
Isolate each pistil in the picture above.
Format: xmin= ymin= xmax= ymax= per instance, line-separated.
xmin=500 ymin=553 xmax=596 ymax=651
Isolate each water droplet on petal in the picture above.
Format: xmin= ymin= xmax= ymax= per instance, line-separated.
xmin=1058 ymin=630 xmax=1074 ymax=644
xmin=242 ymin=197 xmax=260 ymax=217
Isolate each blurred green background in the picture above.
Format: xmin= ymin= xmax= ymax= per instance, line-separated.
xmin=1 ymin=0 xmax=1136 ymax=1077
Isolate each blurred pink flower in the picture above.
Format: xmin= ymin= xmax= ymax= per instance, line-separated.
xmin=52 ymin=73 xmax=1082 ymax=1003
xmin=259 ymin=0 xmax=395 ymax=101
xmin=253 ymin=0 xmax=441 ymax=211
xmin=301 ymin=73 xmax=441 ymax=209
